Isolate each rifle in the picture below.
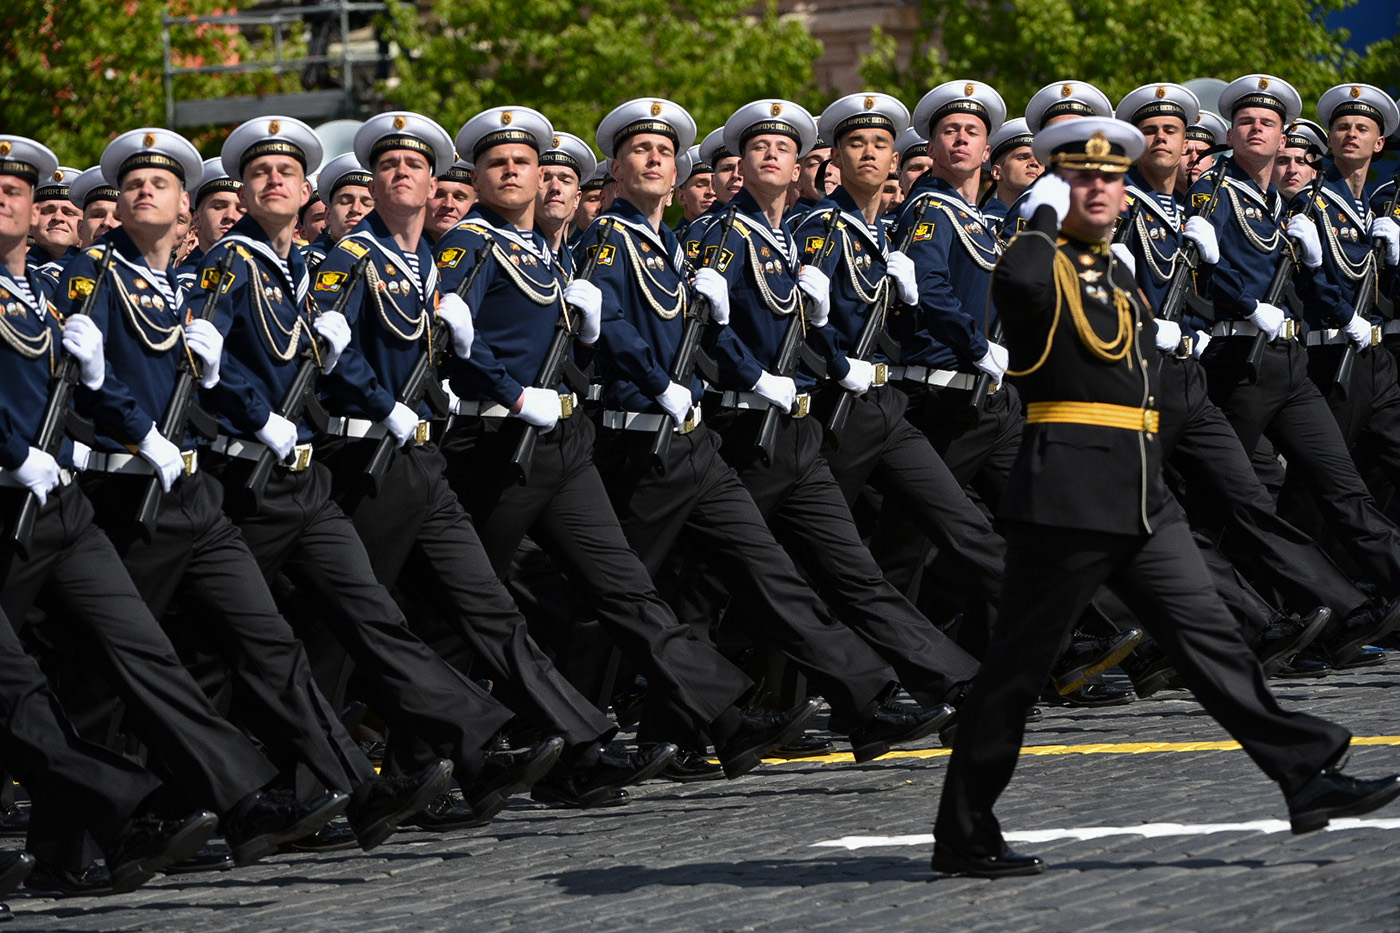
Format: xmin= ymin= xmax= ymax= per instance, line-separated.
xmin=648 ymin=205 xmax=740 ymax=473
xmin=754 ymin=208 xmax=842 ymax=466
xmin=509 ymin=218 xmax=616 ymax=484
xmin=825 ymin=199 xmax=929 ymax=449
xmin=133 ymin=249 xmax=235 ymax=540
xmin=1244 ymin=162 xmax=1325 ymax=384
xmin=362 ymin=242 xmax=491 ymax=494
xmin=11 ymin=244 xmax=115 ymax=559
xmin=242 ymin=253 xmax=369 ymax=511
xmin=1331 ymin=236 xmax=1385 ymax=399
xmin=1157 ymin=145 xmax=1232 ymax=325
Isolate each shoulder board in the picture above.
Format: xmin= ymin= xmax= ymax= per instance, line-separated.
xmin=455 ymin=222 xmax=492 ymax=238
xmin=338 ymin=240 xmax=369 ymax=259
xmin=84 ymin=246 xmax=104 ymax=260
xmin=233 ymin=244 xmax=254 ymax=261
xmin=731 ymin=219 xmax=750 ymax=236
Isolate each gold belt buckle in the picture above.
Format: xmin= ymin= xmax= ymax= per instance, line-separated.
xmin=180 ymin=450 xmax=198 ymax=475
xmin=793 ymin=394 xmax=810 ymax=419
xmin=559 ymin=393 xmax=574 ymax=420
xmin=1372 ymin=324 xmax=1382 ymax=348
xmin=680 ymin=410 xmax=698 ymax=434
xmin=413 ymin=420 xmax=430 ymax=445
xmin=1176 ymin=335 xmax=1193 ymax=359
xmin=873 ymin=362 xmax=888 ymax=386
xmin=1281 ymin=319 xmax=1297 ymax=341
xmin=291 ymin=444 xmax=314 ymax=472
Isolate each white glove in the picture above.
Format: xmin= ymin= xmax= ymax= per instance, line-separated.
xmin=886 ymin=250 xmax=919 ymax=305
xmin=1344 ymin=311 xmax=1374 ymax=350
xmin=1183 ymin=216 xmax=1220 ymax=265
xmin=1371 ymin=216 xmax=1400 ymax=266
xmin=1286 ymin=215 xmax=1323 ymax=269
xmin=797 ymin=265 xmax=831 ymax=327
xmin=255 ymin=412 xmax=298 ymax=462
xmin=436 ymin=293 xmax=475 ymax=359
xmin=184 ymin=318 xmax=223 ymax=389
xmin=751 ymin=371 xmax=797 ymax=413
xmin=61 ymin=314 xmax=105 ymax=390
xmin=1110 ymin=242 xmax=1137 ymax=278
xmin=13 ymin=447 xmax=60 ymax=506
xmin=1247 ymin=301 xmax=1287 ymax=341
xmin=381 ymin=401 xmax=420 ymax=448
xmin=1022 ymin=172 xmax=1071 ymax=226
xmin=838 ymin=358 xmax=876 ymax=394
xmin=658 ymin=381 xmax=694 ymax=425
xmin=1191 ymin=330 xmax=1211 ymax=359
xmin=564 ymin=278 xmax=603 ymax=345
xmin=692 ymin=267 xmax=730 ymax=326
xmin=516 ymin=386 xmax=560 ymax=433
xmin=975 ymin=341 xmax=1009 ymax=387
xmin=1154 ymin=319 xmax=1182 ymax=352
xmin=137 ymin=424 xmax=183 ymax=493
xmin=313 ymin=310 xmax=351 ymax=374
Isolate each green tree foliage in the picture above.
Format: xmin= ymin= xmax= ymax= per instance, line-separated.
xmin=382 ymin=0 xmax=824 ymax=153
xmin=1 ymin=1 xmax=299 ymax=166
xmin=860 ymin=0 xmax=1386 ymax=118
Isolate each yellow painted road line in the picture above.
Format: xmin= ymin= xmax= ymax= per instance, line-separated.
xmin=754 ymin=735 xmax=1400 ymax=767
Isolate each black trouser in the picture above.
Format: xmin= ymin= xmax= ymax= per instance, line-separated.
xmin=1201 ymin=336 xmax=1400 ymax=593
xmin=208 ymin=454 xmax=510 ymax=784
xmin=869 ymin=379 xmax=1023 ymax=605
xmin=592 ymin=417 xmax=896 ymax=720
xmin=934 ymin=502 xmax=1351 ymax=857
xmin=704 ymin=406 xmax=978 ymax=710
xmin=82 ymin=470 xmax=374 ymax=793
xmin=1307 ymin=343 xmax=1400 ymax=485
xmin=0 ymin=483 xmax=276 ymax=864
xmin=440 ymin=414 xmax=752 ymax=735
xmin=321 ymin=436 xmax=615 ymax=762
xmin=1157 ymin=353 xmax=1368 ymax=617
xmin=0 ymin=605 xmax=166 ymax=867
xmin=818 ymin=384 xmax=1005 ymax=608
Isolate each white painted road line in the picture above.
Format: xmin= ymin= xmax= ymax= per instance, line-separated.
xmin=812 ymin=818 xmax=1400 ymax=850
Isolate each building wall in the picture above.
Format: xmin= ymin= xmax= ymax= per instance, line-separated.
xmin=775 ymin=0 xmax=926 ymax=95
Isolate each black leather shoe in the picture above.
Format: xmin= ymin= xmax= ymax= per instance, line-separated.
xmin=349 ymin=758 xmax=455 ymax=851
xmin=531 ymin=743 xmax=674 ymax=809
xmin=279 ymin=822 xmax=359 ymax=853
xmin=1121 ymin=646 xmax=1177 ymax=698
xmin=1045 ymin=682 xmax=1134 ymax=707
xmin=107 ymin=810 xmax=219 ymax=894
xmin=611 ymin=683 xmax=648 ymax=728
xmin=1335 ymin=645 xmax=1387 ymax=669
xmin=1287 ymin=766 xmax=1400 ymax=833
xmin=848 ymin=703 xmax=956 ymax=764
xmin=0 ymin=853 xmax=33 ymax=899
xmin=0 ymin=903 xmax=11 ymax=923
xmin=23 ymin=861 xmax=113 ymax=897
xmin=464 ymin=735 xmax=565 ymax=822
xmin=715 ymin=697 xmax=824 ymax=779
xmin=0 ymin=805 xmax=28 ymax=839
xmin=660 ymin=750 xmax=726 ymax=783
xmin=1051 ymin=627 xmax=1143 ymax=694
xmin=769 ymin=734 xmax=835 ymax=759
xmin=225 ymin=790 xmax=350 ymax=867
xmin=930 ymin=844 xmax=1045 ymax=878
xmin=1276 ymin=654 xmax=1330 ymax=677
xmin=163 ymin=845 xmax=234 ymax=873
xmin=1320 ymin=597 xmax=1400 ymax=668
xmin=1255 ymin=607 xmax=1331 ymax=676
xmin=407 ymin=792 xmax=489 ymax=832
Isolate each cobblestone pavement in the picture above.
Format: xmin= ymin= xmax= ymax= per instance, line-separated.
xmin=11 ymin=664 xmax=1400 ymax=932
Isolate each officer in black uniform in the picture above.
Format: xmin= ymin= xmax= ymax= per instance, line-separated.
xmin=0 ymin=132 xmax=347 ymax=886
xmin=931 ymin=116 xmax=1399 ymax=878
xmin=195 ymin=116 xmax=557 ymax=824
xmin=433 ymin=103 xmax=822 ymax=787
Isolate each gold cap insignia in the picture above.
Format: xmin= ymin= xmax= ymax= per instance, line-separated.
xmin=964 ymin=83 xmax=975 ymax=96
xmin=864 ymin=96 xmax=875 ymax=109
xmin=771 ymin=103 xmax=783 ymax=116
xmin=1258 ymin=77 xmax=1269 ymax=90
xmin=268 ymin=120 xmax=280 ymax=134
xmin=142 ymin=133 xmax=156 ymax=147
xmin=52 ymin=170 xmax=63 ymax=181
xmin=0 ymin=142 xmax=9 ymax=157
xmin=501 ymin=111 xmax=512 ymax=125
xmin=393 ymin=115 xmax=406 ymax=130
xmin=1351 ymin=86 xmax=1362 ymax=98
xmin=552 ymin=135 xmax=560 ymax=148
xmin=650 ymin=102 xmax=662 ymax=116
xmin=1155 ymin=86 xmax=1167 ymax=99
xmin=1085 ymin=131 xmax=1111 ymax=158
xmin=1061 ymin=84 xmax=1074 ymax=97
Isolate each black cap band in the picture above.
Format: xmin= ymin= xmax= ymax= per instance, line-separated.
xmin=472 ymin=128 xmax=540 ymax=161
xmin=327 ymin=171 xmax=371 ymax=197
xmin=240 ymin=140 xmax=308 ymax=172
xmin=612 ymin=119 xmax=679 ymax=154
xmin=438 ymin=164 xmax=473 ymax=184
xmin=738 ymin=120 xmax=801 ymax=150
xmin=119 ymin=152 xmax=187 ymax=183
xmin=370 ymin=134 xmax=436 ymax=166
xmin=539 ymin=150 xmax=581 ymax=173
xmin=685 ymin=159 xmax=713 ymax=180
xmin=928 ymin=100 xmax=991 ymax=134
xmin=990 ymin=132 xmax=1034 ymax=164
xmin=1130 ymin=101 xmax=1187 ymax=125
xmin=34 ymin=183 xmax=71 ymax=202
xmin=1042 ymin=100 xmax=1097 ymax=123
xmin=1330 ymin=101 xmax=1384 ymax=129
xmin=832 ymin=114 xmax=895 ymax=141
xmin=0 ymin=160 xmax=38 ymax=186
xmin=1230 ymin=92 xmax=1287 ymax=118
xmin=1185 ymin=126 xmax=1215 ymax=143
xmin=195 ymin=177 xmax=241 ymax=205
xmin=83 ymin=185 xmax=119 ymax=208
